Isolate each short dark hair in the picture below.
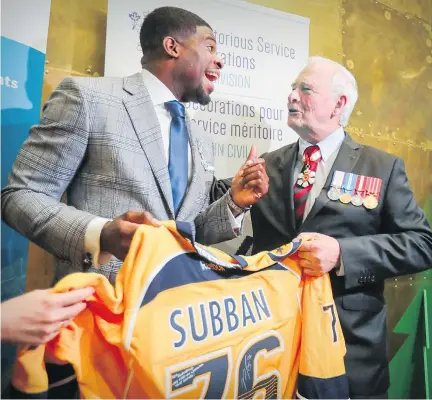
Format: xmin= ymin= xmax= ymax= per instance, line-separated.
xmin=140 ymin=7 xmax=212 ymax=58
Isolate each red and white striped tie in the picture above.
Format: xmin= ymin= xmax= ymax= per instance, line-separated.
xmin=293 ymin=145 xmax=322 ymax=228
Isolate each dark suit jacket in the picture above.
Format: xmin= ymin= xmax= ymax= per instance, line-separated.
xmin=215 ymin=134 xmax=432 ymax=397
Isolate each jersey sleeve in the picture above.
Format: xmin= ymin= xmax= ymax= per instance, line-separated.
xmin=10 ymin=273 xmax=112 ymax=398
xmin=297 ymin=273 xmax=349 ymax=399
xmin=11 ymin=345 xmax=49 ymax=398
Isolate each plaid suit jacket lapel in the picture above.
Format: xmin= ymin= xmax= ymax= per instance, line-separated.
xmin=122 ymin=73 xmax=175 ymax=218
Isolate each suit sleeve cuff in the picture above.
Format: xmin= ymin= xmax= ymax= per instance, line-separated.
xmin=85 ymin=217 xmax=112 ymax=268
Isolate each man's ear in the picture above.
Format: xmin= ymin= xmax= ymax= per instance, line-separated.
xmin=332 ymin=95 xmax=347 ymax=118
xmin=163 ymin=37 xmax=181 ymax=59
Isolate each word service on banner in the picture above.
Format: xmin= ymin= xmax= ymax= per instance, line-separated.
xmin=106 ymin=0 xmax=310 ymax=178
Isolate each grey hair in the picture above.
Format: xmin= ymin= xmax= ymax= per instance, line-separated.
xmin=307 ymin=56 xmax=358 ymax=127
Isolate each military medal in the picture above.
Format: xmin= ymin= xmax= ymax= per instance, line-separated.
xmin=363 ymin=176 xmax=382 ymax=210
xmin=328 ymin=187 xmax=341 ymax=201
xmin=327 ymin=171 xmax=344 ymax=200
xmin=351 ymin=174 xmax=364 ymax=207
xmin=338 ymin=172 xmax=356 ymax=204
xmin=296 ymin=149 xmax=321 ymax=188
xmin=351 ymin=194 xmax=363 ymax=207
xmin=363 ymin=195 xmax=378 ymax=209
xmin=296 ymin=168 xmax=316 ymax=188
xmin=339 ymin=192 xmax=352 ymax=203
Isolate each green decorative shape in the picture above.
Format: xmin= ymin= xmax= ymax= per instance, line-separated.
xmin=423 ymin=195 xmax=432 ymax=226
xmin=389 ymin=289 xmax=424 ymax=398
xmin=423 ymin=287 xmax=431 ymax=399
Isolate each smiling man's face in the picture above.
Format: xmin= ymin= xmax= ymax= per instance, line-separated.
xmin=287 ymin=63 xmax=341 ymax=143
xmin=174 ymin=25 xmax=223 ymax=105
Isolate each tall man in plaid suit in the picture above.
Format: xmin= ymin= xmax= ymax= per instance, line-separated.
xmin=1 ymin=7 xmax=269 ymax=285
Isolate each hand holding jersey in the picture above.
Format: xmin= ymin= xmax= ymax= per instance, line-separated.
xmin=296 ymin=232 xmax=341 ymax=276
xmin=1 ymin=287 xmax=94 ymax=346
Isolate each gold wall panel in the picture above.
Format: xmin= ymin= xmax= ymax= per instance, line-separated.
xmin=378 ymin=0 xmax=432 ymax=22
xmin=41 ymin=0 xmax=107 ymax=106
xmin=28 ymin=0 xmax=109 ymax=291
xmin=343 ymin=0 xmax=432 ymax=205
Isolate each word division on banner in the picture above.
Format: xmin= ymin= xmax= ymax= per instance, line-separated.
xmin=105 ymin=0 xmax=310 ymax=179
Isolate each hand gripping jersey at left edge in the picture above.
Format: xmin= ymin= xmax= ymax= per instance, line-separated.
xmin=11 ymin=220 xmax=349 ymax=399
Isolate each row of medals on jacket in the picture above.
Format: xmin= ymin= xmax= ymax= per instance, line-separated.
xmin=327 ymin=184 xmax=378 ymax=209
xmin=299 ymin=163 xmax=379 ymax=210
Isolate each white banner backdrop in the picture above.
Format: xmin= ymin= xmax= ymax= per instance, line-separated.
xmin=105 ymin=0 xmax=309 ymax=178
xmin=105 ymin=0 xmax=309 ymax=252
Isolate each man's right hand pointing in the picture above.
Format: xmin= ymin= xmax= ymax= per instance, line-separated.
xmin=230 ymin=145 xmax=269 ymax=208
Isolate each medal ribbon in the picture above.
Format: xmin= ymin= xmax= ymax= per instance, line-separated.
xmin=343 ymin=173 xmax=357 ymax=195
xmin=354 ymin=174 xmax=365 ymax=197
xmin=370 ymin=177 xmax=382 ymax=200
xmin=331 ymin=171 xmax=345 ymax=190
xmin=365 ymin=176 xmax=372 ymax=196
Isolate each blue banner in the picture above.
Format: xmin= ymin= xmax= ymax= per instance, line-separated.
xmin=1 ymin=35 xmax=46 ymax=391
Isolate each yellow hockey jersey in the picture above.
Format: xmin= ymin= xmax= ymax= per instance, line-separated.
xmin=11 ymin=221 xmax=348 ymax=399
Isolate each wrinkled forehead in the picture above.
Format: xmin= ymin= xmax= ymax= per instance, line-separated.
xmin=292 ymin=64 xmax=334 ymax=91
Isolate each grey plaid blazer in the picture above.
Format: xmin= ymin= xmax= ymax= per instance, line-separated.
xmin=2 ymin=73 xmax=238 ymax=284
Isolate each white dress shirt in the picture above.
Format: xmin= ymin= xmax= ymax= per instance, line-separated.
xmin=141 ymin=69 xmax=193 ymax=180
xmin=293 ymin=126 xmax=346 ymax=275
xmin=294 ymin=127 xmax=345 ymax=220
xmin=85 ymin=69 xmax=242 ymax=267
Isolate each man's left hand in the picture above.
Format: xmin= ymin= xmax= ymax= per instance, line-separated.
xmin=231 ymin=145 xmax=269 ymax=208
xmin=297 ymin=232 xmax=341 ymax=276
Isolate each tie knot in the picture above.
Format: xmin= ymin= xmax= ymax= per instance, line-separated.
xmin=303 ymin=145 xmax=321 ymax=163
xmin=165 ymin=100 xmax=185 ymax=119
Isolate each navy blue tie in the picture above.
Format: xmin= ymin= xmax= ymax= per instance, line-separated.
xmin=165 ymin=100 xmax=188 ymax=214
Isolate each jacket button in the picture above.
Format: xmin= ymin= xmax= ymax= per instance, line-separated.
xmin=83 ymin=252 xmax=92 ymax=269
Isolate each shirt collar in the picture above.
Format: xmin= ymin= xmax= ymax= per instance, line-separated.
xmin=141 ymin=68 xmax=176 ymax=106
xmin=298 ymin=126 xmax=345 ymax=162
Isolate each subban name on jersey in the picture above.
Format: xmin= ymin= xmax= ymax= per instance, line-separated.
xmin=170 ymin=288 xmax=272 ymax=348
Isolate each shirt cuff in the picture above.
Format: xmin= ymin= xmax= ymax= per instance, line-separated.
xmin=336 ymin=258 xmax=345 ymax=276
xmin=227 ymin=205 xmax=245 ymax=235
xmin=85 ymin=217 xmax=112 ymax=268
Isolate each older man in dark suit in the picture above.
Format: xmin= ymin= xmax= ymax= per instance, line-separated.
xmin=216 ymin=56 xmax=432 ymax=398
